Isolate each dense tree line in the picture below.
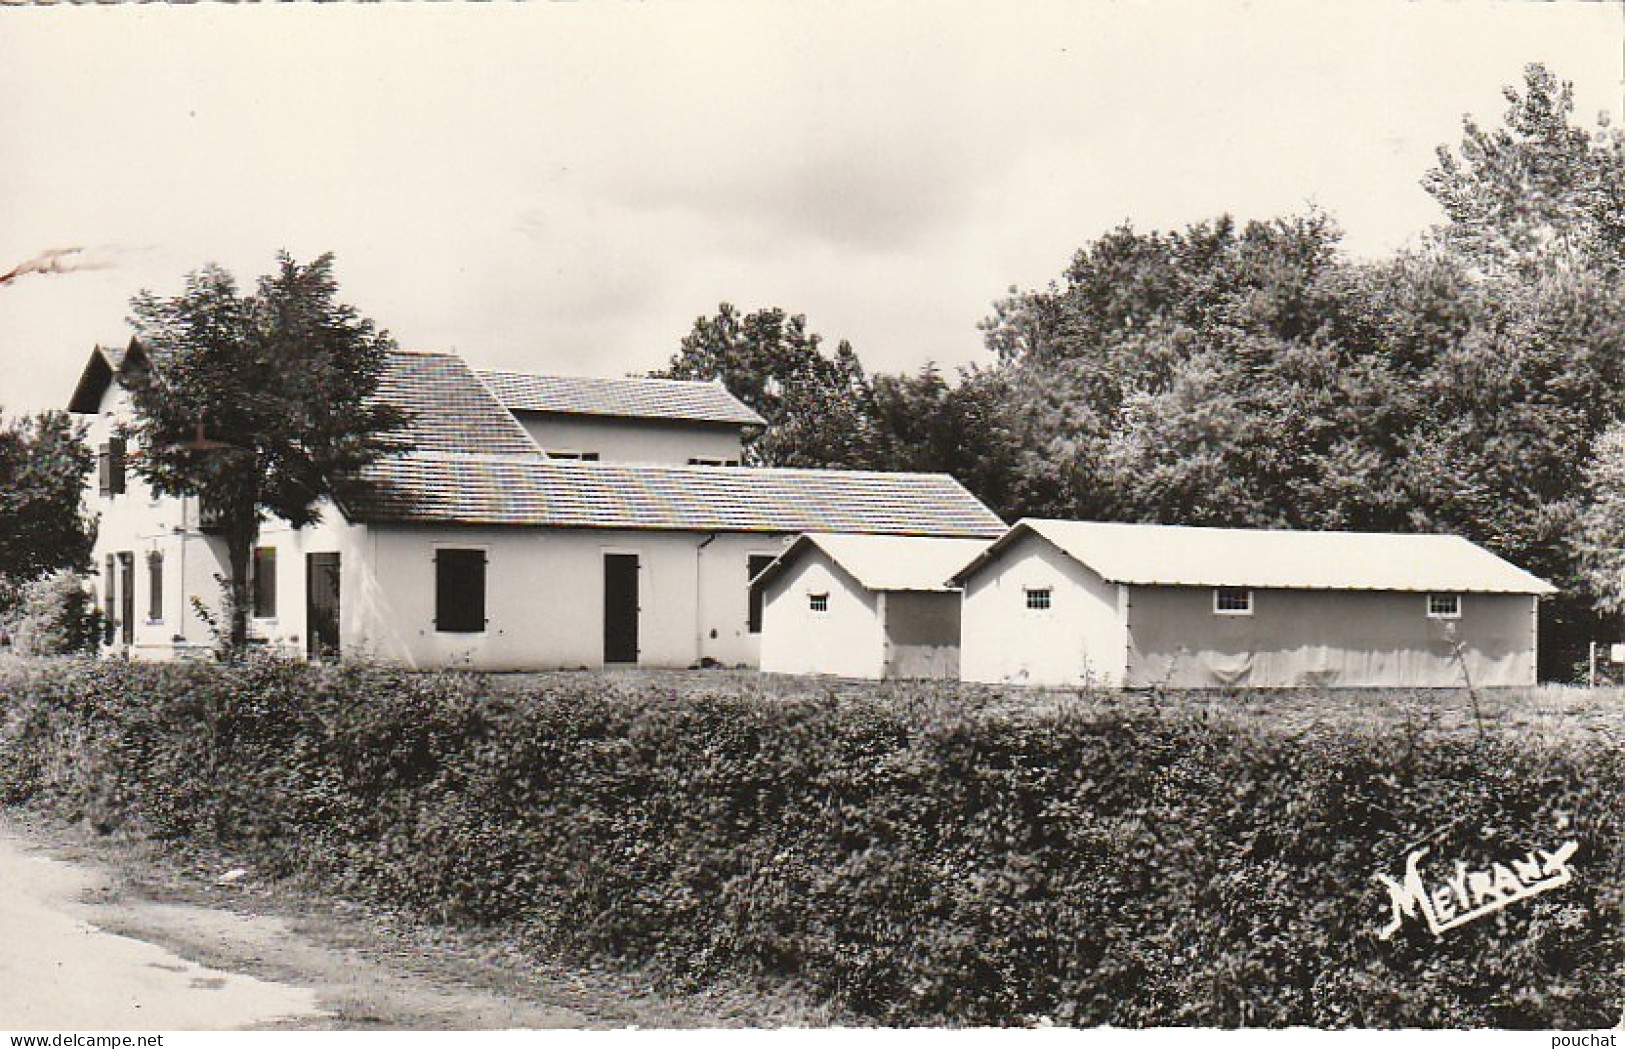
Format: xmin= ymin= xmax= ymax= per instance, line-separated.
xmin=659 ymin=65 xmax=1625 ymax=676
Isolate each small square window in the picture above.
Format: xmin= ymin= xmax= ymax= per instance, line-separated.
xmin=809 ymin=593 xmax=829 ymax=613
xmin=1025 ymin=587 xmax=1052 ymax=611
xmin=1427 ymin=593 xmax=1461 ymax=619
xmin=1214 ymin=588 xmax=1253 ymax=615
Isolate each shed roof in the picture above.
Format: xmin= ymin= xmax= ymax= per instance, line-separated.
xmin=752 ymin=533 xmax=994 ymax=592
xmin=337 ymin=454 xmax=1006 ymax=536
xmin=953 ymin=519 xmax=1556 ymax=595
xmin=476 ymin=369 xmax=766 ymax=427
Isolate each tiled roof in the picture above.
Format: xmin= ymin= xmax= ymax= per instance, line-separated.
xmin=476 ymin=369 xmax=767 ymax=427
xmin=752 ymin=533 xmax=994 ymax=592
xmin=337 ymin=453 xmax=1006 ymax=537
xmin=955 ymin=519 xmax=1556 ymax=594
xmin=376 ymin=353 xmax=543 ymax=458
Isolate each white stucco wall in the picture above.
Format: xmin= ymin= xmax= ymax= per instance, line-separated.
xmin=759 ymin=550 xmax=885 ymax=678
xmin=959 ymin=533 xmax=1128 ymax=688
xmin=514 ymin=414 xmax=746 ymax=465
xmin=83 ymin=380 xmax=373 ymax=662
xmin=345 ymin=525 xmax=793 ymax=670
xmin=83 ymin=383 xmax=223 ymax=659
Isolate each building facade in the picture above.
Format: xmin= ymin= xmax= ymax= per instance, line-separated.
xmin=70 ymin=341 xmax=1005 ymax=669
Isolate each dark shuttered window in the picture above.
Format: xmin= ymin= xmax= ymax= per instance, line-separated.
xmin=435 ymin=548 xmax=487 ymax=633
xmin=97 ymin=437 xmax=126 ymax=497
xmin=147 ymin=552 xmax=164 ymax=622
xmin=252 ymin=547 xmax=277 ymax=619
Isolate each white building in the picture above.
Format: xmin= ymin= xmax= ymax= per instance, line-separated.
xmin=954 ymin=519 xmax=1556 ymax=689
xmin=753 ymin=533 xmax=991 ymax=680
xmin=69 ymin=341 xmax=1005 ymax=669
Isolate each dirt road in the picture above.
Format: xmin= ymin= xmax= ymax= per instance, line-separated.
xmin=0 ymin=817 xmax=599 ymax=1031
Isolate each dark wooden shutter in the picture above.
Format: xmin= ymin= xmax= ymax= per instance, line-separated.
xmin=107 ymin=437 xmax=126 ymax=495
xmin=147 ymin=552 xmax=164 ymax=622
xmin=435 ymin=549 xmax=487 ymax=633
xmin=253 ymin=547 xmax=277 ymax=619
xmin=97 ymin=444 xmax=110 ymax=496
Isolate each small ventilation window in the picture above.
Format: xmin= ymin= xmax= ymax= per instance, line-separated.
xmin=809 ymin=593 xmax=829 ymax=613
xmin=1025 ymin=587 xmax=1052 ymax=611
xmin=1427 ymin=593 xmax=1461 ymax=619
xmin=1214 ymin=588 xmax=1253 ymax=615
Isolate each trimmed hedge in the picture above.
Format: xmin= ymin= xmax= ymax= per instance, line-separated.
xmin=1 ymin=658 xmax=1621 ymax=1027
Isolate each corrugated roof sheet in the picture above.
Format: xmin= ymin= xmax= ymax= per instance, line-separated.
xmin=754 ymin=533 xmax=994 ymax=592
xmin=377 ymin=353 xmax=543 ymax=459
xmin=338 ymin=453 xmax=1006 ymax=536
xmin=476 ymin=369 xmax=767 ymax=427
xmin=959 ymin=519 xmax=1555 ymax=594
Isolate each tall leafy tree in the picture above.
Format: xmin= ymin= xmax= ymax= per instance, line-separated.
xmin=655 ymin=303 xmax=881 ymax=468
xmin=0 ymin=409 xmax=96 ymax=603
xmin=1424 ymin=62 xmax=1625 ymax=279
xmin=124 ymin=252 xmax=401 ymax=654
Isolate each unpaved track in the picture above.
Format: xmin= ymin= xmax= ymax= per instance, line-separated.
xmin=0 ymin=818 xmax=593 ymax=1031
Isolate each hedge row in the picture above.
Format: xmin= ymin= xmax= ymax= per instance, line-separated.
xmin=1 ymin=658 xmax=1621 ymax=1027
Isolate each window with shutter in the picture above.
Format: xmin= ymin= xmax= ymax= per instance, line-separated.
xmin=147 ymin=552 xmax=164 ymax=622
xmin=252 ymin=547 xmax=277 ymax=618
xmin=435 ymin=548 xmax=487 ymax=633
xmin=107 ymin=437 xmax=126 ymax=495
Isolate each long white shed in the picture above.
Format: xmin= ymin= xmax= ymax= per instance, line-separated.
xmin=952 ymin=520 xmax=1557 ymax=689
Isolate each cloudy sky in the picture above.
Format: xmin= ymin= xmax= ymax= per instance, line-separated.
xmin=1 ymin=0 xmax=1622 ymax=415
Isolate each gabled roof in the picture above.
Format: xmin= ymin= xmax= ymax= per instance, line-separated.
xmin=337 ymin=453 xmax=1006 ymax=537
xmin=752 ymin=533 xmax=994 ymax=592
xmin=476 ymin=369 xmax=767 ymax=427
xmin=952 ymin=519 xmax=1557 ymax=595
xmin=67 ymin=339 xmax=153 ymax=413
xmin=378 ymin=352 xmax=542 ymax=458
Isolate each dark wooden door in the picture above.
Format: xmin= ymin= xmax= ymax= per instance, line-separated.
xmin=603 ymin=553 xmax=640 ymax=664
xmin=118 ymin=552 xmax=135 ymax=645
xmin=306 ymin=552 xmax=341 ymax=660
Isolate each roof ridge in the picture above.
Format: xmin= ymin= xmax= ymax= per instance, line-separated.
xmin=476 ymin=367 xmax=727 ymax=386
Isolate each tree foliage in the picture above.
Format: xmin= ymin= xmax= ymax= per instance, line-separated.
xmin=654 ymin=303 xmax=881 ymax=468
xmin=670 ymin=64 xmax=1625 ymax=677
xmin=1424 ymin=63 xmax=1625 ymax=280
xmin=0 ymin=409 xmax=96 ymax=602
xmin=125 ymin=252 xmax=401 ymax=654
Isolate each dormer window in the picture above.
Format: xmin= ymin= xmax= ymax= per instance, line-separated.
xmin=546 ymin=450 xmax=599 ymax=462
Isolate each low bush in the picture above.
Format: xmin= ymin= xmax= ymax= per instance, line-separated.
xmin=0 ymin=658 xmax=1619 ymax=1027
xmin=0 ymin=570 xmax=99 ymax=656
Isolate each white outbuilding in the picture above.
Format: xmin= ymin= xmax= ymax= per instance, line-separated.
xmin=952 ymin=519 xmax=1557 ymax=689
xmin=754 ymin=533 xmax=993 ymax=680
